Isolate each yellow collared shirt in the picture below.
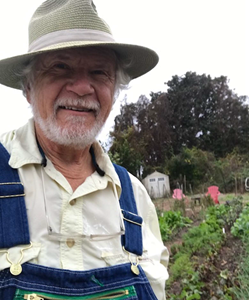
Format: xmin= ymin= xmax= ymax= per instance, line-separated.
xmin=0 ymin=118 xmax=169 ymax=300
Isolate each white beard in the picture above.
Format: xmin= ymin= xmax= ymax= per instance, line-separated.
xmin=31 ymin=97 xmax=105 ymax=149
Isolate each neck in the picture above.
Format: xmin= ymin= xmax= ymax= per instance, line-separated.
xmin=36 ymin=127 xmax=95 ymax=191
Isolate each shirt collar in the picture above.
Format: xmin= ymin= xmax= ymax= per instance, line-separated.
xmin=9 ymin=118 xmax=43 ymax=168
xmin=8 ymin=118 xmax=122 ymax=196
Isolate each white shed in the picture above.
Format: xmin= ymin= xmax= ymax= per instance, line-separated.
xmin=142 ymin=171 xmax=170 ymax=199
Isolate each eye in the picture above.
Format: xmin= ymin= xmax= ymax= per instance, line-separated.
xmin=91 ymin=69 xmax=115 ymax=83
xmin=52 ymin=63 xmax=70 ymax=70
xmin=92 ymin=70 xmax=108 ymax=76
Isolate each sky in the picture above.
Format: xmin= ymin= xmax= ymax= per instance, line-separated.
xmin=0 ymin=0 xmax=248 ymax=143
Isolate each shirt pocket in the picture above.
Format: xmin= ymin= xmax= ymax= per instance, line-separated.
xmin=101 ymin=252 xmax=128 ymax=266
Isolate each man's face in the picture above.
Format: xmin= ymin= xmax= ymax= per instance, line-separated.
xmin=27 ymin=47 xmax=117 ymax=148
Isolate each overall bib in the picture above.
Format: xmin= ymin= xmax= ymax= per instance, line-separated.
xmin=0 ymin=144 xmax=158 ymax=300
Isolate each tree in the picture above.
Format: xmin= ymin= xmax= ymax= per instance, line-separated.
xmin=166 ymin=72 xmax=249 ymax=157
xmin=167 ymin=147 xmax=216 ymax=192
xmin=110 ymin=72 xmax=249 ymax=178
xmin=110 ymin=126 xmax=143 ymax=178
xmin=110 ymin=94 xmax=174 ymax=176
xmin=213 ymin=150 xmax=249 ymax=193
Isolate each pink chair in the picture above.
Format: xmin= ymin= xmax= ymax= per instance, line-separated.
xmin=172 ymin=189 xmax=185 ymax=200
xmin=206 ymin=186 xmax=220 ymax=204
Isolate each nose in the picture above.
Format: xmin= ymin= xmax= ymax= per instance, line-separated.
xmin=66 ymin=73 xmax=94 ymax=96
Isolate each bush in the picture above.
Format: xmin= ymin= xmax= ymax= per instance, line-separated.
xmin=168 ymin=253 xmax=194 ymax=282
xmin=173 ymin=199 xmax=186 ymax=216
xmin=180 ymin=221 xmax=223 ymax=256
xmin=158 ymin=210 xmax=192 ymax=242
xmin=201 ymin=194 xmax=214 ymax=208
xmin=231 ymin=204 xmax=249 ymax=238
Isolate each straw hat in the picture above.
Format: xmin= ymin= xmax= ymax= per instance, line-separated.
xmin=0 ymin=0 xmax=159 ymax=90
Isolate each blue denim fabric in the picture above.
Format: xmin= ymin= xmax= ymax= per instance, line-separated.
xmin=0 ymin=143 xmax=30 ymax=248
xmin=0 ymin=144 xmax=157 ymax=299
xmin=0 ymin=263 xmax=158 ymax=299
xmin=113 ymin=164 xmax=143 ymax=256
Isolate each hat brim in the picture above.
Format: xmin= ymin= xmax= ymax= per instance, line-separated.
xmin=0 ymin=41 xmax=159 ymax=90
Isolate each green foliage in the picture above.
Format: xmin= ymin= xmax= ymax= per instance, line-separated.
xmin=179 ymin=272 xmax=204 ymax=300
xmin=231 ymin=204 xmax=249 ymax=237
xmin=180 ymin=221 xmax=223 ymax=256
xmin=213 ymin=151 xmax=249 ymax=193
xmin=166 ymin=197 xmax=245 ymax=299
xmin=166 ymin=73 xmax=249 ymax=158
xmin=110 ymin=72 xmax=249 ymax=182
xmin=201 ymin=194 xmax=215 ymax=208
xmin=169 ymin=253 xmax=194 ymax=282
xmin=169 ymin=150 xmax=249 ymax=194
xmin=173 ymin=199 xmax=186 ymax=215
xmin=233 ymin=238 xmax=249 ymax=299
xmin=208 ymin=197 xmax=243 ymax=229
xmin=158 ymin=219 xmax=172 ymax=242
xmin=179 ymin=201 xmax=242 ymax=257
xmin=168 ymin=147 xmax=216 ymax=191
xmin=158 ymin=210 xmax=192 ymax=242
xmin=167 ymin=256 xmax=204 ymax=299
xmin=169 ymin=207 xmax=225 ymax=273
xmin=206 ymin=203 xmax=229 ymax=218
xmin=183 ymin=206 xmax=224 ymax=254
xmin=109 ymin=126 xmax=143 ymax=177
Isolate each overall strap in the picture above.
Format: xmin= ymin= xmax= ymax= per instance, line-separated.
xmin=0 ymin=145 xmax=142 ymax=255
xmin=0 ymin=143 xmax=30 ymax=248
xmin=113 ymin=164 xmax=143 ymax=256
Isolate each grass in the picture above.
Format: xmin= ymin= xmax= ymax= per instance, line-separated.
xmin=219 ymin=193 xmax=249 ymax=203
xmin=153 ymin=193 xmax=249 ymax=213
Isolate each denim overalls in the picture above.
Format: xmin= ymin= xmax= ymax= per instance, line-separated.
xmin=0 ymin=143 xmax=159 ymax=300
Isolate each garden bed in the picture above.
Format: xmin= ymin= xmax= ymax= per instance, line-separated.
xmin=153 ymin=194 xmax=247 ymax=300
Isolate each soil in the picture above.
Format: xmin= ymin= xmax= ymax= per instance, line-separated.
xmin=154 ymin=197 xmax=244 ymax=299
xmin=200 ymin=232 xmax=243 ymax=298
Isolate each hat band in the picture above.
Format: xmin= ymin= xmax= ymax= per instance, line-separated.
xmin=29 ymin=29 xmax=115 ymax=52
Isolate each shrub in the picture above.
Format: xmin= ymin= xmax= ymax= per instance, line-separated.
xmin=158 ymin=210 xmax=192 ymax=242
xmin=173 ymin=199 xmax=186 ymax=216
xmin=180 ymin=221 xmax=223 ymax=256
xmin=168 ymin=253 xmax=194 ymax=283
xmin=231 ymin=204 xmax=249 ymax=238
xmin=201 ymin=194 xmax=214 ymax=208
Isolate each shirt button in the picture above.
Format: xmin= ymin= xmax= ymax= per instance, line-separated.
xmin=70 ymin=199 xmax=77 ymax=206
xmin=66 ymin=238 xmax=75 ymax=248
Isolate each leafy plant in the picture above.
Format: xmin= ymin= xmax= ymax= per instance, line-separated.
xmin=201 ymin=194 xmax=215 ymax=208
xmin=167 ymin=269 xmax=204 ymax=300
xmin=232 ymin=237 xmax=249 ymax=299
xmin=168 ymin=253 xmax=194 ymax=282
xmin=231 ymin=204 xmax=249 ymax=238
xmin=206 ymin=198 xmax=243 ymax=231
xmin=158 ymin=210 xmax=192 ymax=241
xmin=180 ymin=221 xmax=224 ymax=256
xmin=173 ymin=199 xmax=186 ymax=216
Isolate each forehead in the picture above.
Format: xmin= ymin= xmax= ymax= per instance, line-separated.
xmin=37 ymin=47 xmax=117 ymax=67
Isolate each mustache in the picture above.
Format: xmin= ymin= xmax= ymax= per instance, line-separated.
xmin=54 ymin=98 xmax=100 ymax=112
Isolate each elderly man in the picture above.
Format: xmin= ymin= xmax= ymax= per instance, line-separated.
xmin=0 ymin=1 xmax=169 ymax=299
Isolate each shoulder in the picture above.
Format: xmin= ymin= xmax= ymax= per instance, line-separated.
xmin=0 ymin=129 xmax=16 ymax=153
xmin=128 ymin=171 xmax=148 ymax=194
xmin=0 ymin=119 xmax=35 ymax=153
xmin=113 ymin=164 xmax=148 ymax=195
xmin=118 ymin=167 xmax=155 ymax=218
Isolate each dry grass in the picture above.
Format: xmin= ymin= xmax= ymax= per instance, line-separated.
xmin=153 ymin=192 xmax=249 ymax=216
